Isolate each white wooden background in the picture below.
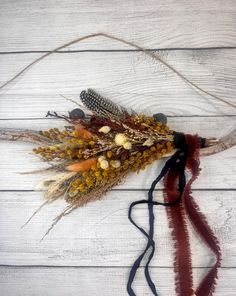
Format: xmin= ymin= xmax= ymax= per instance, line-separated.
xmin=0 ymin=1 xmax=236 ymax=295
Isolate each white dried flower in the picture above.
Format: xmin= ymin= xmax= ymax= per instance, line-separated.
xmin=123 ymin=141 xmax=132 ymax=150
xmin=115 ymin=133 xmax=127 ymax=146
xmin=98 ymin=155 xmax=106 ymax=163
xmin=143 ymin=138 xmax=154 ymax=147
xmin=99 ymin=125 xmax=111 ymax=134
xmin=111 ymin=160 xmax=121 ymax=168
xmin=100 ymin=159 xmax=109 ymax=169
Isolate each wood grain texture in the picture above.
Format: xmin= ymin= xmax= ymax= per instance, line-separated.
xmin=0 ymin=117 xmax=235 ymax=190
xmin=1 ymin=0 xmax=236 ymax=51
xmin=1 ymin=1 xmax=236 ymax=295
xmin=0 ymin=267 xmax=235 ymax=296
xmin=0 ymin=191 xmax=235 ymax=267
xmin=0 ymin=50 xmax=236 ymax=116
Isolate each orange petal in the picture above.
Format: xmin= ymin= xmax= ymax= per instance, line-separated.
xmin=66 ymin=158 xmax=96 ymax=172
xmin=75 ymin=125 xmax=93 ymax=139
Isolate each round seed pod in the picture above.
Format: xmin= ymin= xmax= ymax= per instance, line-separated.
xmin=153 ymin=113 xmax=167 ymax=124
xmin=111 ymin=160 xmax=121 ymax=168
xmin=69 ymin=108 xmax=85 ymax=120
xmin=100 ymin=159 xmax=109 ymax=170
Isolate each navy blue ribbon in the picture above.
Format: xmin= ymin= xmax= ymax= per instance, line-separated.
xmin=127 ymin=148 xmax=188 ymax=296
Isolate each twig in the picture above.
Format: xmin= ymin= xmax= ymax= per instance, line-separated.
xmin=200 ymin=129 xmax=236 ymax=156
xmin=0 ymin=128 xmax=52 ymax=145
xmin=40 ymin=204 xmax=78 ymax=241
xmin=0 ymin=127 xmax=235 ymax=155
xmin=21 ymin=200 xmax=50 ymax=229
xmin=0 ymin=32 xmax=235 ymax=110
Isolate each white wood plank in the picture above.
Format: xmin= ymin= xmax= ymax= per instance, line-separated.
xmin=0 ymin=191 xmax=235 ymax=267
xmin=0 ymin=117 xmax=235 ymax=190
xmin=0 ymin=50 xmax=236 ymax=116
xmin=1 ymin=0 xmax=236 ymax=51
xmin=0 ymin=266 xmax=235 ymax=296
xmin=1 ymin=2 xmax=235 ymax=295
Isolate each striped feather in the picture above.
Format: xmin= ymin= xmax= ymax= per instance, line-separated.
xmin=80 ymin=89 xmax=128 ymax=118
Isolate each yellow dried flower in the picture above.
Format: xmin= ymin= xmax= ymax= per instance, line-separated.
xmin=96 ymin=175 xmax=103 ymax=182
xmin=157 ymin=153 xmax=162 ymax=159
xmin=79 ymin=184 xmax=86 ymax=192
xmin=107 ymin=151 xmax=113 ymax=158
xmin=102 ymin=171 xmax=108 ymax=177
xmin=91 ymin=164 xmax=97 ymax=171
xmin=95 ymin=171 xmax=101 ymax=177
xmin=78 ymin=139 xmax=84 ymax=145
xmin=72 ymin=131 xmax=79 ymax=137
xmin=110 ymin=172 xmax=116 ymax=178
xmin=129 ymin=156 xmax=135 ymax=162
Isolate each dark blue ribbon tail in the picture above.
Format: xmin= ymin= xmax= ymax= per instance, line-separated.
xmin=127 ymin=149 xmax=187 ymax=296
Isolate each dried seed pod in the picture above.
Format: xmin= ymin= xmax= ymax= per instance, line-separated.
xmin=153 ymin=113 xmax=167 ymax=124
xmin=69 ymin=108 xmax=85 ymax=119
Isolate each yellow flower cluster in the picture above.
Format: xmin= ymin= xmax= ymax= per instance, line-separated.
xmin=33 ymin=144 xmax=86 ymax=161
xmin=40 ymin=128 xmax=70 ymax=141
xmin=131 ymin=114 xmax=171 ymax=134
xmin=66 ymin=139 xmax=174 ymax=202
xmin=34 ymin=115 xmax=175 ymax=203
xmin=67 ymin=159 xmax=122 ymax=202
xmin=117 ymin=141 xmax=173 ymax=173
xmin=34 ymin=128 xmax=97 ymax=160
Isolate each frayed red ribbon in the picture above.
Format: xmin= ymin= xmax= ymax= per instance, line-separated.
xmin=164 ymin=134 xmax=221 ymax=296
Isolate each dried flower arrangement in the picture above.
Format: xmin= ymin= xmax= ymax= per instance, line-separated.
xmin=0 ymin=33 xmax=236 ymax=296
xmin=34 ymin=89 xmax=173 ymax=204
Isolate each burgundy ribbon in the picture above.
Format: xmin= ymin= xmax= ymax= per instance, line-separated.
xmin=164 ymin=134 xmax=221 ymax=296
xmin=127 ymin=134 xmax=221 ymax=295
